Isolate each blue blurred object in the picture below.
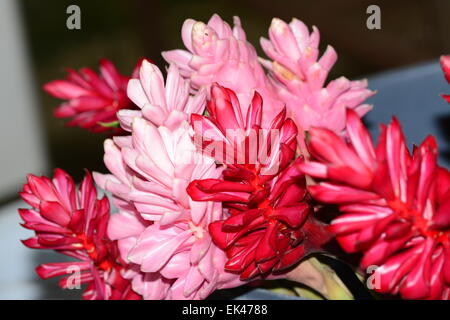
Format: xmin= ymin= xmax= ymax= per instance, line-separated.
xmin=365 ymin=59 xmax=450 ymax=168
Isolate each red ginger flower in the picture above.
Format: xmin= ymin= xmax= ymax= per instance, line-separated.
xmin=300 ymin=109 xmax=450 ymax=299
xmin=441 ymin=55 xmax=450 ymax=104
xmin=44 ymin=59 xmax=143 ymax=133
xmin=187 ymin=84 xmax=329 ymax=280
xmin=19 ymin=169 xmax=140 ymax=300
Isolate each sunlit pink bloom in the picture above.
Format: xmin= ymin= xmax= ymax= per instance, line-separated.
xmin=94 ymin=62 xmax=241 ymax=298
xmin=300 ymin=110 xmax=450 ymax=300
xmin=260 ymin=18 xmax=374 ymax=134
xmin=188 ymin=84 xmax=329 ymax=280
xmin=441 ymin=55 xmax=450 ymax=103
xmin=44 ymin=59 xmax=143 ymax=133
xmin=19 ymin=169 xmax=140 ymax=300
xmin=121 ymin=59 xmax=206 ymax=131
xmin=162 ymin=14 xmax=284 ymax=126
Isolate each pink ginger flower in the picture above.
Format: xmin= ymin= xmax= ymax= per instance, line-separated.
xmin=44 ymin=59 xmax=143 ymax=133
xmin=300 ymin=110 xmax=450 ymax=300
xmin=121 ymin=59 xmax=206 ymax=131
xmin=260 ymin=18 xmax=374 ymax=134
xmin=18 ymin=169 xmax=140 ymax=300
xmin=94 ymin=62 xmax=241 ymax=299
xmin=162 ymin=14 xmax=284 ymax=126
xmin=441 ymin=55 xmax=450 ymax=103
xmin=95 ymin=60 xmax=207 ymax=218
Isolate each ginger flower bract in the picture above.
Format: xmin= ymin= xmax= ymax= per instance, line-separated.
xmin=301 ymin=110 xmax=450 ymax=299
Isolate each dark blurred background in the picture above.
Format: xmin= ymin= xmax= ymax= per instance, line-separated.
xmin=19 ymin=0 xmax=450 ymax=182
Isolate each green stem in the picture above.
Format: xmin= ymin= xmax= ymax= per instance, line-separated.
xmin=285 ymin=257 xmax=353 ymax=300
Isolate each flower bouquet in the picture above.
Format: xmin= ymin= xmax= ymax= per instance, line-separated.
xmin=18 ymin=14 xmax=450 ymax=300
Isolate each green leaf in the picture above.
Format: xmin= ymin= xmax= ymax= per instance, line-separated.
xmin=98 ymin=120 xmax=120 ymax=128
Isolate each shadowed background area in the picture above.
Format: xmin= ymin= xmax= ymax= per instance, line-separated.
xmin=16 ymin=0 xmax=450 ymax=186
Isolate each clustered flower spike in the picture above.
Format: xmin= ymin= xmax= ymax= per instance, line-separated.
xmin=19 ymin=169 xmax=140 ymax=300
xmin=441 ymin=55 xmax=450 ymax=104
xmin=164 ymin=14 xmax=374 ymax=141
xmin=163 ymin=14 xmax=284 ymax=126
xmin=300 ymin=110 xmax=450 ymax=299
xmin=187 ymin=84 xmax=330 ymax=280
xmin=44 ymin=59 xmax=144 ymax=133
xmin=259 ymin=18 xmax=375 ymax=134
xmin=94 ymin=61 xmax=242 ymax=299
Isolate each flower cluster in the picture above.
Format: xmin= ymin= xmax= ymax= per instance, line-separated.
xmin=44 ymin=59 xmax=143 ymax=133
xmin=187 ymin=84 xmax=329 ymax=280
xmin=19 ymin=169 xmax=139 ymax=299
xmin=301 ymin=110 xmax=450 ymax=299
xmin=94 ymin=61 xmax=242 ymax=299
xmin=18 ymin=14 xmax=450 ymax=300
